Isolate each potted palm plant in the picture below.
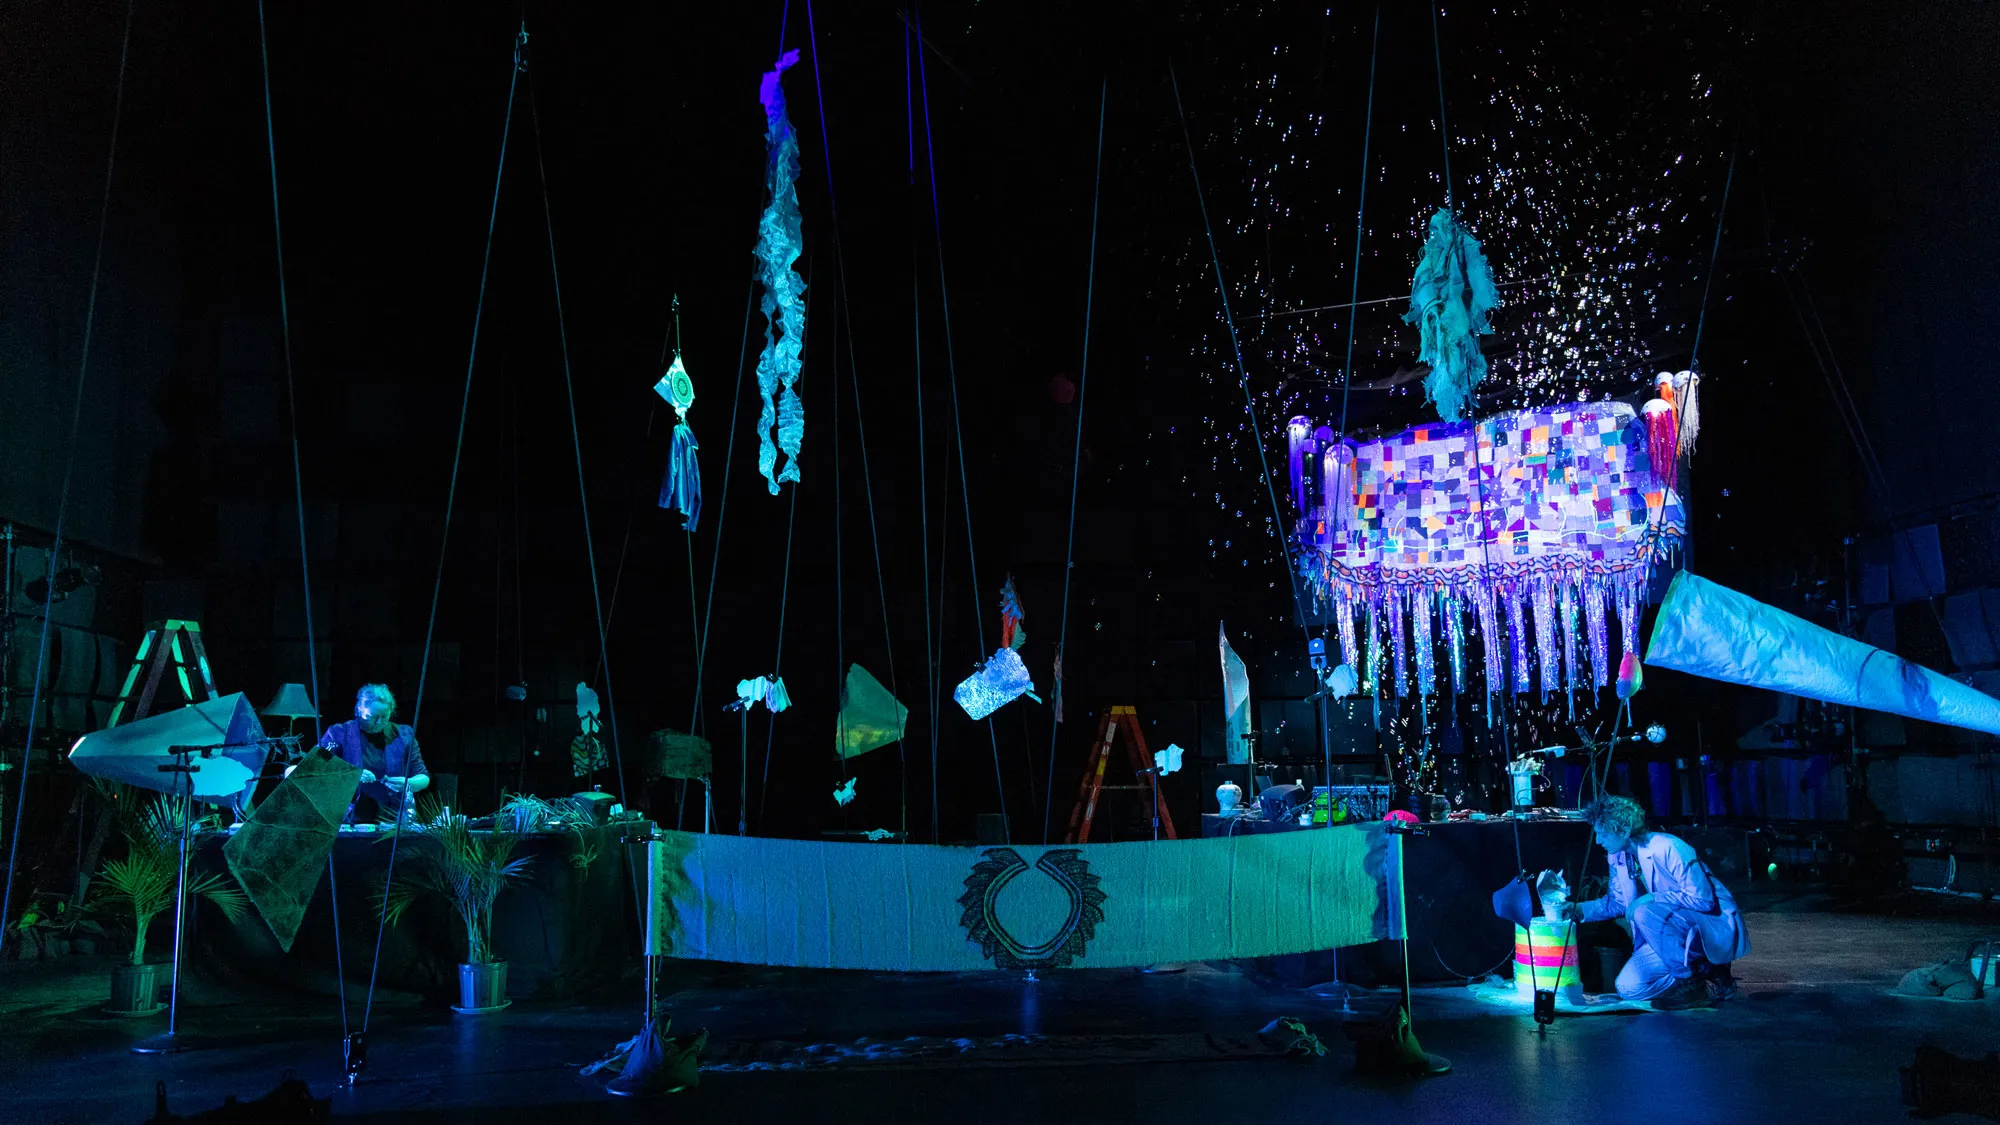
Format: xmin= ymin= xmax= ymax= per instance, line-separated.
xmin=98 ymin=796 xmax=248 ymax=1015
xmin=382 ymin=808 xmax=532 ymax=1013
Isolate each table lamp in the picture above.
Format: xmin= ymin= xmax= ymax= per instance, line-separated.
xmin=262 ymin=683 xmax=318 ymax=735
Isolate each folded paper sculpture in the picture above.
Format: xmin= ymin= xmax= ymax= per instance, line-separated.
xmin=954 ymin=648 xmax=1036 ymax=721
xmin=69 ymin=693 xmax=266 ymax=802
xmin=646 ymin=729 xmax=713 ymax=780
xmin=223 ymin=748 xmax=360 ymax=951
xmin=1220 ymin=624 xmax=1252 ymax=765
xmin=836 ymin=664 xmax=907 ymax=760
xmin=1290 ymin=401 xmax=1683 ymax=705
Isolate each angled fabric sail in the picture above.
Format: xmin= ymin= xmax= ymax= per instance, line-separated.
xmin=223 ymin=748 xmax=360 ymax=951
xmin=1646 ymin=571 xmax=2000 ymax=736
xmin=836 ymin=664 xmax=907 ymax=760
xmin=1219 ymin=622 xmax=1252 ymax=765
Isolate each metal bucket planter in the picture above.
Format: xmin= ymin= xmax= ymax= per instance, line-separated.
xmin=454 ymin=960 xmax=510 ymax=1014
xmin=107 ymin=962 xmax=163 ymax=1017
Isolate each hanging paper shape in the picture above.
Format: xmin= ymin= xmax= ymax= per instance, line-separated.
xmin=1642 ymin=373 xmax=1679 ymax=494
xmin=735 ymin=675 xmax=792 ymax=713
xmin=1154 ymin=743 xmax=1185 ymax=777
xmin=571 ymin=682 xmax=607 ymax=778
xmin=832 ymin=777 xmax=856 ymax=807
xmin=754 ymin=50 xmax=808 ymax=494
xmin=836 ymin=664 xmax=908 ymax=760
xmin=1328 ymin=663 xmax=1359 ymax=699
xmin=954 ymin=648 xmax=1037 ymax=721
xmin=655 ymin=354 xmax=702 ymax=530
xmin=1289 ymin=400 xmax=1681 ymax=701
xmin=645 ymin=729 xmax=713 ymax=780
xmin=1219 ymin=622 xmax=1252 ymax=765
xmin=1616 ymin=652 xmax=1644 ymax=700
xmin=1403 ymin=208 xmax=1500 ymax=422
xmin=999 ymin=577 xmax=1026 ymax=651
xmin=1672 ymin=369 xmax=1701 ymax=457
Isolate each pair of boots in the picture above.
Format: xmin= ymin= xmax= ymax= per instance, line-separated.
xmin=1653 ymin=961 xmax=1737 ymax=1010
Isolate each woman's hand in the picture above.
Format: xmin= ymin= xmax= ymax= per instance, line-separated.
xmin=358 ymin=768 xmax=378 ymax=785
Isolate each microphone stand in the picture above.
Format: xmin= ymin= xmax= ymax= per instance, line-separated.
xmin=133 ymin=745 xmax=207 ymax=1055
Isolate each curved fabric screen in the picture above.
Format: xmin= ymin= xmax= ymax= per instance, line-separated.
xmin=644 ymin=823 xmax=1404 ymax=971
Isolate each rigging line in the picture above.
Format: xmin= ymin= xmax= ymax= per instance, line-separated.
xmin=808 ymin=0 xmax=908 ymax=833
xmin=592 ymin=404 xmax=657 ymax=688
xmin=1043 ymin=78 xmax=1107 ymax=846
xmin=1336 ymin=5 xmax=1381 ymax=437
xmin=908 ymin=23 xmax=940 ymax=843
xmin=529 ymin=67 xmax=629 ymax=806
xmin=756 ymin=485 xmax=802 ymax=829
xmin=257 ymin=0 xmax=343 ymax=1038
xmin=914 ymin=0 xmax=1008 ymax=842
xmin=690 ymin=286 xmax=760 ymax=736
xmin=1168 ymin=63 xmax=1312 ymax=635
xmin=1 ymin=0 xmax=134 ymax=942
xmin=1428 ymin=1 xmax=1453 ymax=206
xmin=1686 ymin=145 xmax=1738 ymax=374
xmin=363 ymin=25 xmax=524 ymax=1034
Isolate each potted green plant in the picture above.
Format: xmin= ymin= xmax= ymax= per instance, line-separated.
xmin=97 ymin=796 xmax=248 ymax=1015
xmin=382 ymin=808 xmax=532 ymax=1013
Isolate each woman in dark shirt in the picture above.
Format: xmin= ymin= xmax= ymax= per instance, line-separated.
xmin=318 ymin=683 xmax=430 ymax=822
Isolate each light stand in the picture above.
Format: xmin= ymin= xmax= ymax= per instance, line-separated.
xmin=1305 ymin=637 xmax=1353 ymax=1012
xmin=729 ymin=701 xmax=749 ymax=836
xmin=132 ymin=746 xmax=203 ymax=1055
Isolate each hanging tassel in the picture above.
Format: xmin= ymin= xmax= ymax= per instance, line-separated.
xmin=1475 ymin=583 xmax=1503 ymax=704
xmin=1616 ymin=571 xmax=1642 ymax=656
xmin=754 ymin=50 xmax=808 ymax=494
xmin=1365 ymin=594 xmax=1382 ymax=698
xmin=1411 ymin=586 xmax=1436 ymax=698
xmin=1642 ymin=373 xmax=1679 ymax=495
xmin=1443 ymin=589 xmax=1466 ymax=697
xmin=655 ymin=355 xmax=702 ymax=531
xmin=1388 ymin=587 xmax=1410 ymax=698
xmin=1337 ymin=586 xmax=1360 ymax=674
xmin=1673 ymin=369 xmax=1701 ymax=457
xmin=1506 ymin=584 xmax=1531 ymax=695
xmin=1403 ymin=209 xmax=1500 ymax=422
xmin=1584 ymin=578 xmax=1611 ymax=691
xmin=1531 ymin=579 xmax=1559 ymax=703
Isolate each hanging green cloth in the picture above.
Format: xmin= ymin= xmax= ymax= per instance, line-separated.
xmin=1403 ymin=208 xmax=1499 ymax=422
xmin=835 ymin=664 xmax=908 ymax=760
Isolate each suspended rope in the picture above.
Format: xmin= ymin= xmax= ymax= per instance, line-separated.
xmin=805 ymin=0 xmax=908 ymax=834
xmin=755 ymin=486 xmax=801 ymax=829
xmin=0 ymin=0 xmax=135 ymax=942
xmin=254 ymin=0 xmax=346 ymax=1037
xmin=1429 ymin=1 xmax=1454 ymax=206
xmin=528 ymin=69 xmax=629 ymax=807
xmin=913 ymin=0 xmax=1010 ymax=842
xmin=1042 ymin=80 xmax=1107 ymax=845
xmin=362 ymin=24 xmax=526 ymax=1034
xmin=1336 ymin=7 xmax=1381 ymax=437
xmin=905 ymin=23 xmax=941 ymax=843
xmin=1168 ymin=64 xmax=1313 ymax=634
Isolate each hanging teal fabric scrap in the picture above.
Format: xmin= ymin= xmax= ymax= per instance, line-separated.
xmin=754 ymin=50 xmax=807 ymax=494
xmin=1403 ymin=208 xmax=1498 ymax=422
xmin=655 ymin=354 xmax=701 ymax=530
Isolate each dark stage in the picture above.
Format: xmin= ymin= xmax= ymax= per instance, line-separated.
xmin=1 ymin=891 xmax=1995 ymax=1123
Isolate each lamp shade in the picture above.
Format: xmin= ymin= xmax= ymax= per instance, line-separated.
xmin=262 ymin=683 xmax=319 ymax=720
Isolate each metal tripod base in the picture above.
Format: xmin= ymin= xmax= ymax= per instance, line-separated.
xmin=132 ymin=1031 xmax=189 ymax=1055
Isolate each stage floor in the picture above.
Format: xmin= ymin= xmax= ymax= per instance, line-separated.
xmin=2 ymin=891 xmax=1995 ymax=1124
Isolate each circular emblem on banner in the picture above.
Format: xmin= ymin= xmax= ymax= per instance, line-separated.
xmin=958 ymin=848 xmax=1106 ymax=970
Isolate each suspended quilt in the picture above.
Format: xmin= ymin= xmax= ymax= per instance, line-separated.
xmin=753 ymin=50 xmax=807 ymax=494
xmin=1290 ymin=400 xmax=1683 ymax=704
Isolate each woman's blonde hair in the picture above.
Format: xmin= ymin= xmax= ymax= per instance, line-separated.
xmin=1584 ymin=794 xmax=1646 ymax=839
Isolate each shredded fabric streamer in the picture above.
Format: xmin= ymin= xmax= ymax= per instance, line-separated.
xmin=1404 ymin=208 xmax=1499 ymax=422
xmin=754 ymin=50 xmax=807 ymax=493
xmin=954 ymin=648 xmax=1037 ymax=721
xmin=735 ymin=675 xmax=792 ymax=713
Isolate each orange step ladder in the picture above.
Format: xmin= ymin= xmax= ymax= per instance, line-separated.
xmin=1064 ymin=706 xmax=1177 ymax=844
